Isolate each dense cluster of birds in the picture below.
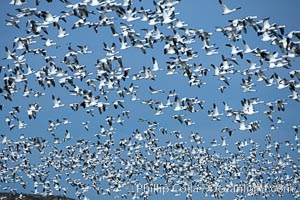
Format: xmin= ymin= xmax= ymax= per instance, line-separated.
xmin=1 ymin=129 xmax=300 ymax=199
xmin=1 ymin=0 xmax=300 ymax=199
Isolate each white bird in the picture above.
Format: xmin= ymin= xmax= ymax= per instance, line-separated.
xmin=149 ymin=86 xmax=164 ymax=94
xmin=82 ymin=121 xmax=89 ymax=131
xmin=274 ymin=73 xmax=289 ymax=89
xmin=131 ymin=92 xmax=139 ymax=101
xmin=246 ymin=59 xmax=260 ymax=70
xmin=166 ymin=65 xmax=178 ymax=75
xmin=17 ymin=119 xmax=27 ymax=129
xmin=184 ymin=118 xmax=195 ymax=126
xmin=162 ymin=9 xmax=175 ymax=24
xmin=173 ymin=95 xmax=184 ymax=111
xmin=116 ymin=115 xmax=124 ymax=125
xmin=221 ymin=127 xmax=233 ymax=136
xmin=57 ymin=24 xmax=69 ymax=38
xmin=119 ymin=36 xmax=130 ymax=50
xmin=251 ymin=97 xmax=264 ymax=105
xmin=153 ymin=107 xmax=163 ymax=116
xmin=89 ymin=0 xmax=102 ymax=6
xmin=226 ymin=43 xmax=243 ymax=58
xmin=63 ymin=129 xmax=72 ymax=141
xmin=52 ymin=95 xmax=64 ymax=108
xmin=9 ymin=0 xmax=27 ymax=6
xmin=113 ymin=100 xmax=125 ymax=109
xmin=77 ymin=45 xmax=92 ymax=54
xmin=218 ymin=0 xmax=241 ymax=15
xmin=241 ymin=98 xmax=258 ymax=115
xmin=221 ymin=136 xmax=227 ymax=146
xmin=243 ymin=40 xmax=256 ymax=53
xmin=152 ymin=57 xmax=162 ymax=71
xmin=157 ymin=101 xmax=168 ymax=109
xmin=1 ymin=134 xmax=8 ymax=144
xmin=27 ymin=103 xmax=41 ymax=119
xmin=122 ymin=7 xmax=140 ymax=22
xmin=238 ymin=120 xmax=250 ymax=131
xmin=213 ymin=103 xmax=223 ymax=117
xmin=223 ymin=101 xmax=232 ymax=112
xmin=208 ymin=103 xmax=223 ymax=120
xmin=288 ymin=85 xmax=300 ymax=101
xmin=42 ymin=37 xmax=56 ymax=47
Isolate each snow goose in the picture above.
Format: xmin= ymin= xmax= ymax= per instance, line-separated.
xmin=218 ymin=0 xmax=241 ymax=15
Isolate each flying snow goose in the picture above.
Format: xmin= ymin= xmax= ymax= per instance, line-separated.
xmin=52 ymin=95 xmax=64 ymax=108
xmin=218 ymin=0 xmax=241 ymax=15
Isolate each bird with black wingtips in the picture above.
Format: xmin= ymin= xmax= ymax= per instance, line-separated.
xmin=218 ymin=0 xmax=241 ymax=15
xmin=52 ymin=95 xmax=64 ymax=108
xmin=0 ymin=0 xmax=300 ymax=199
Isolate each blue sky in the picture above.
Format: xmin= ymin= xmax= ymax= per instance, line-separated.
xmin=0 ymin=0 xmax=300 ymax=200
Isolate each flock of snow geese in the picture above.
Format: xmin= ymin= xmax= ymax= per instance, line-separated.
xmin=1 ymin=0 xmax=300 ymax=199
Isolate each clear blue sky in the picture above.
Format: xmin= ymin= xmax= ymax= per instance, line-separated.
xmin=0 ymin=0 xmax=300 ymax=200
